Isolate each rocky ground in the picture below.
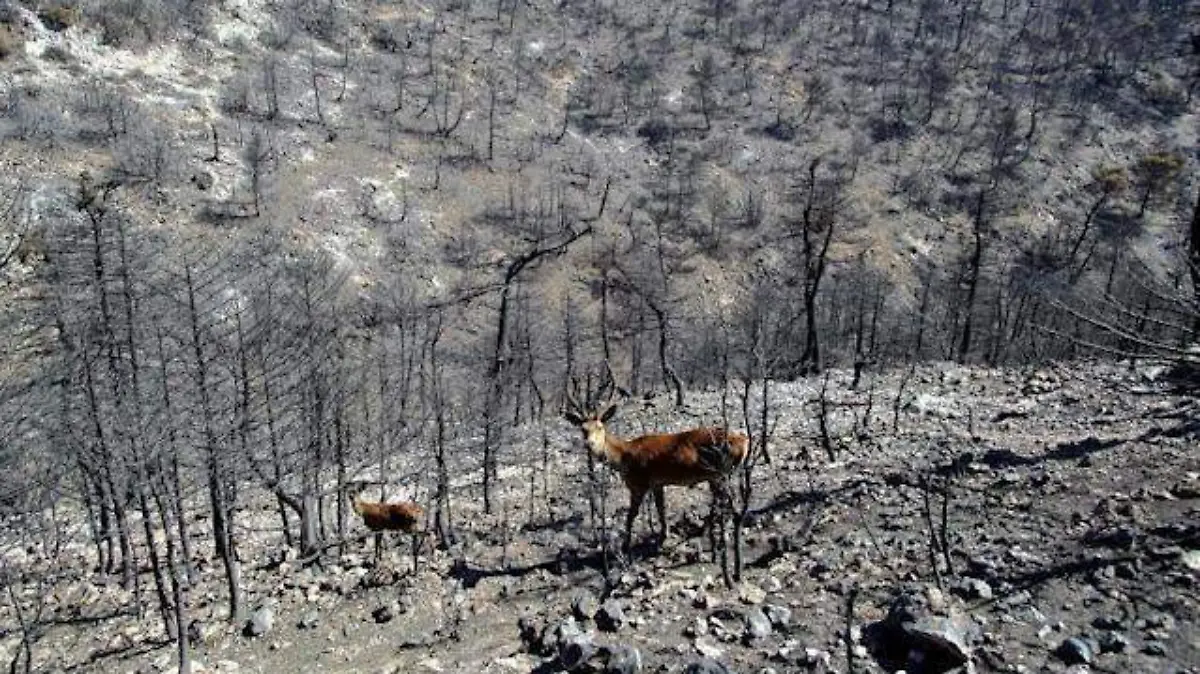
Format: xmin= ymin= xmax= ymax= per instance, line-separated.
xmin=2 ymin=361 xmax=1198 ymax=674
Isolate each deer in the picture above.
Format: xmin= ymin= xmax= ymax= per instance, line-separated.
xmin=344 ymin=480 xmax=427 ymax=573
xmin=564 ymin=376 xmax=749 ymax=562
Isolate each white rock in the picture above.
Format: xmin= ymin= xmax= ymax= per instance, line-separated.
xmin=694 ymin=636 xmax=724 ymax=660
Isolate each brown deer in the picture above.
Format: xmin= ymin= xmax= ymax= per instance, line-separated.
xmin=345 ymin=480 xmax=426 ymax=571
xmin=564 ymin=379 xmax=748 ymax=558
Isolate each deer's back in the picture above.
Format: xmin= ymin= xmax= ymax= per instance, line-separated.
xmin=619 ymin=427 xmax=748 ymax=488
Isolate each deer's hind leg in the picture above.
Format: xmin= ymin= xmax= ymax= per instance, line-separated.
xmin=410 ymin=532 xmax=421 ymax=575
xmin=705 ymin=479 xmax=733 ymax=562
xmin=707 ymin=478 xmax=734 ymax=587
xmin=652 ymin=486 xmax=667 ymax=547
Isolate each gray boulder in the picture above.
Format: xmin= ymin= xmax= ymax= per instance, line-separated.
xmin=242 ymin=606 xmax=274 ymax=638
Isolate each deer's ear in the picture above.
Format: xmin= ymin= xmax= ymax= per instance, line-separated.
xmin=564 ymin=410 xmax=584 ymax=425
xmin=599 ymin=403 xmax=618 ymax=423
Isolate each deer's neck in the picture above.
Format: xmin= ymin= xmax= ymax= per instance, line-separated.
xmin=589 ymin=429 xmax=629 ymax=468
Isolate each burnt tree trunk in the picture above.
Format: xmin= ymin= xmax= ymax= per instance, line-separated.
xmin=482 ymin=226 xmax=592 ymax=513
xmin=957 ymin=189 xmax=987 ymax=363
xmin=1190 ymin=186 xmax=1200 ymax=338
xmin=185 ymin=265 xmax=242 ymax=621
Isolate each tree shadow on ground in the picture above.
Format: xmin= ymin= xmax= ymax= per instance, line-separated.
xmin=975 ymin=554 xmax=1140 ymax=610
xmin=519 ymin=513 xmax=585 ymax=534
xmin=945 ymin=417 xmax=1196 ymax=476
xmin=748 ymin=478 xmax=877 ymax=521
xmin=969 ymin=435 xmax=1126 ymax=470
xmin=40 ymin=605 xmax=137 ymax=628
xmin=743 ymin=479 xmax=879 ymax=569
xmin=448 ymin=547 xmax=612 ymax=590
xmin=63 ymin=635 xmax=170 ymax=672
xmin=927 ymin=434 xmax=1119 ymax=480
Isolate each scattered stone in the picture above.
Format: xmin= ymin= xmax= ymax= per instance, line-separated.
xmin=296 ymin=610 xmax=320 ymax=630
xmin=683 ymin=658 xmax=732 ymax=674
xmin=558 ymin=631 xmax=595 ymax=670
xmin=188 ymin=620 xmax=222 ymax=647
xmin=800 ymin=647 xmax=831 ymax=669
xmin=909 ymin=392 xmax=959 ymax=418
xmin=693 ymin=636 xmax=724 ymax=660
xmin=1142 ymin=641 xmax=1168 ymax=657
xmin=951 ymin=577 xmax=993 ymax=601
xmin=191 ymin=170 xmax=214 ymax=191
xmin=242 ymin=606 xmax=274 ymax=638
xmin=1143 ymin=614 xmax=1176 ymax=632
xmin=491 ymin=654 xmax=536 ymax=673
xmin=1114 ymin=561 xmax=1139 ymax=580
xmin=554 ymin=617 xmax=588 ymax=651
xmin=1097 ymin=631 xmax=1129 ymax=654
xmin=1169 ymin=479 xmax=1200 ymax=499
xmin=770 ymin=639 xmax=798 ymax=663
xmin=1000 ymin=589 xmax=1034 ymax=609
xmin=1091 ymin=614 xmax=1126 ymax=630
xmin=1083 ymin=525 xmax=1137 ymax=549
xmin=602 ymin=644 xmax=642 ymax=674
xmin=739 ymin=582 xmax=767 ymax=605
xmin=807 ymin=561 xmax=833 ymax=580
xmin=863 ymin=587 xmax=977 ymax=672
xmin=572 ymin=592 xmax=599 ymax=622
xmin=1148 ymin=544 xmax=1182 ymax=560
xmin=371 ymin=604 xmax=395 ymax=624
xmin=1168 ymin=570 xmax=1195 ymax=589
xmin=517 ymin=615 xmax=545 ymax=654
xmin=763 ymin=604 xmax=791 ymax=629
xmin=743 ymin=607 xmax=772 ymax=642
xmin=1055 ymin=636 xmax=1097 ymax=665
xmin=1090 ymin=564 xmax=1117 ymax=584
xmin=361 ymin=566 xmax=400 ymax=589
xmin=924 ymin=586 xmax=947 ymax=613
xmin=992 ymin=404 xmax=1032 ymax=422
xmin=596 ymin=599 xmax=626 ymax=632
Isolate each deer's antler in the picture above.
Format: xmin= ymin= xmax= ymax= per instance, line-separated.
xmin=597 ymin=359 xmax=622 ymax=416
xmin=565 ymin=376 xmax=586 ymax=417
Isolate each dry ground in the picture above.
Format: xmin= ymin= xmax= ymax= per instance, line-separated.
xmin=2 ymin=361 xmax=1197 ymax=674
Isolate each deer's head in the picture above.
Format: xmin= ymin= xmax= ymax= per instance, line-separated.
xmin=564 ymin=366 xmax=622 ymax=461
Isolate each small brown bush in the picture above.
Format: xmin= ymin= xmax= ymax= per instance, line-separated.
xmin=89 ymin=0 xmax=170 ymax=47
xmin=0 ymin=26 xmax=18 ymax=60
xmin=41 ymin=43 xmax=70 ymax=62
xmin=38 ymin=4 xmax=78 ymax=32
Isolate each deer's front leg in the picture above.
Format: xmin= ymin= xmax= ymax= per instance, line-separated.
xmin=624 ymin=485 xmax=647 ymax=556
